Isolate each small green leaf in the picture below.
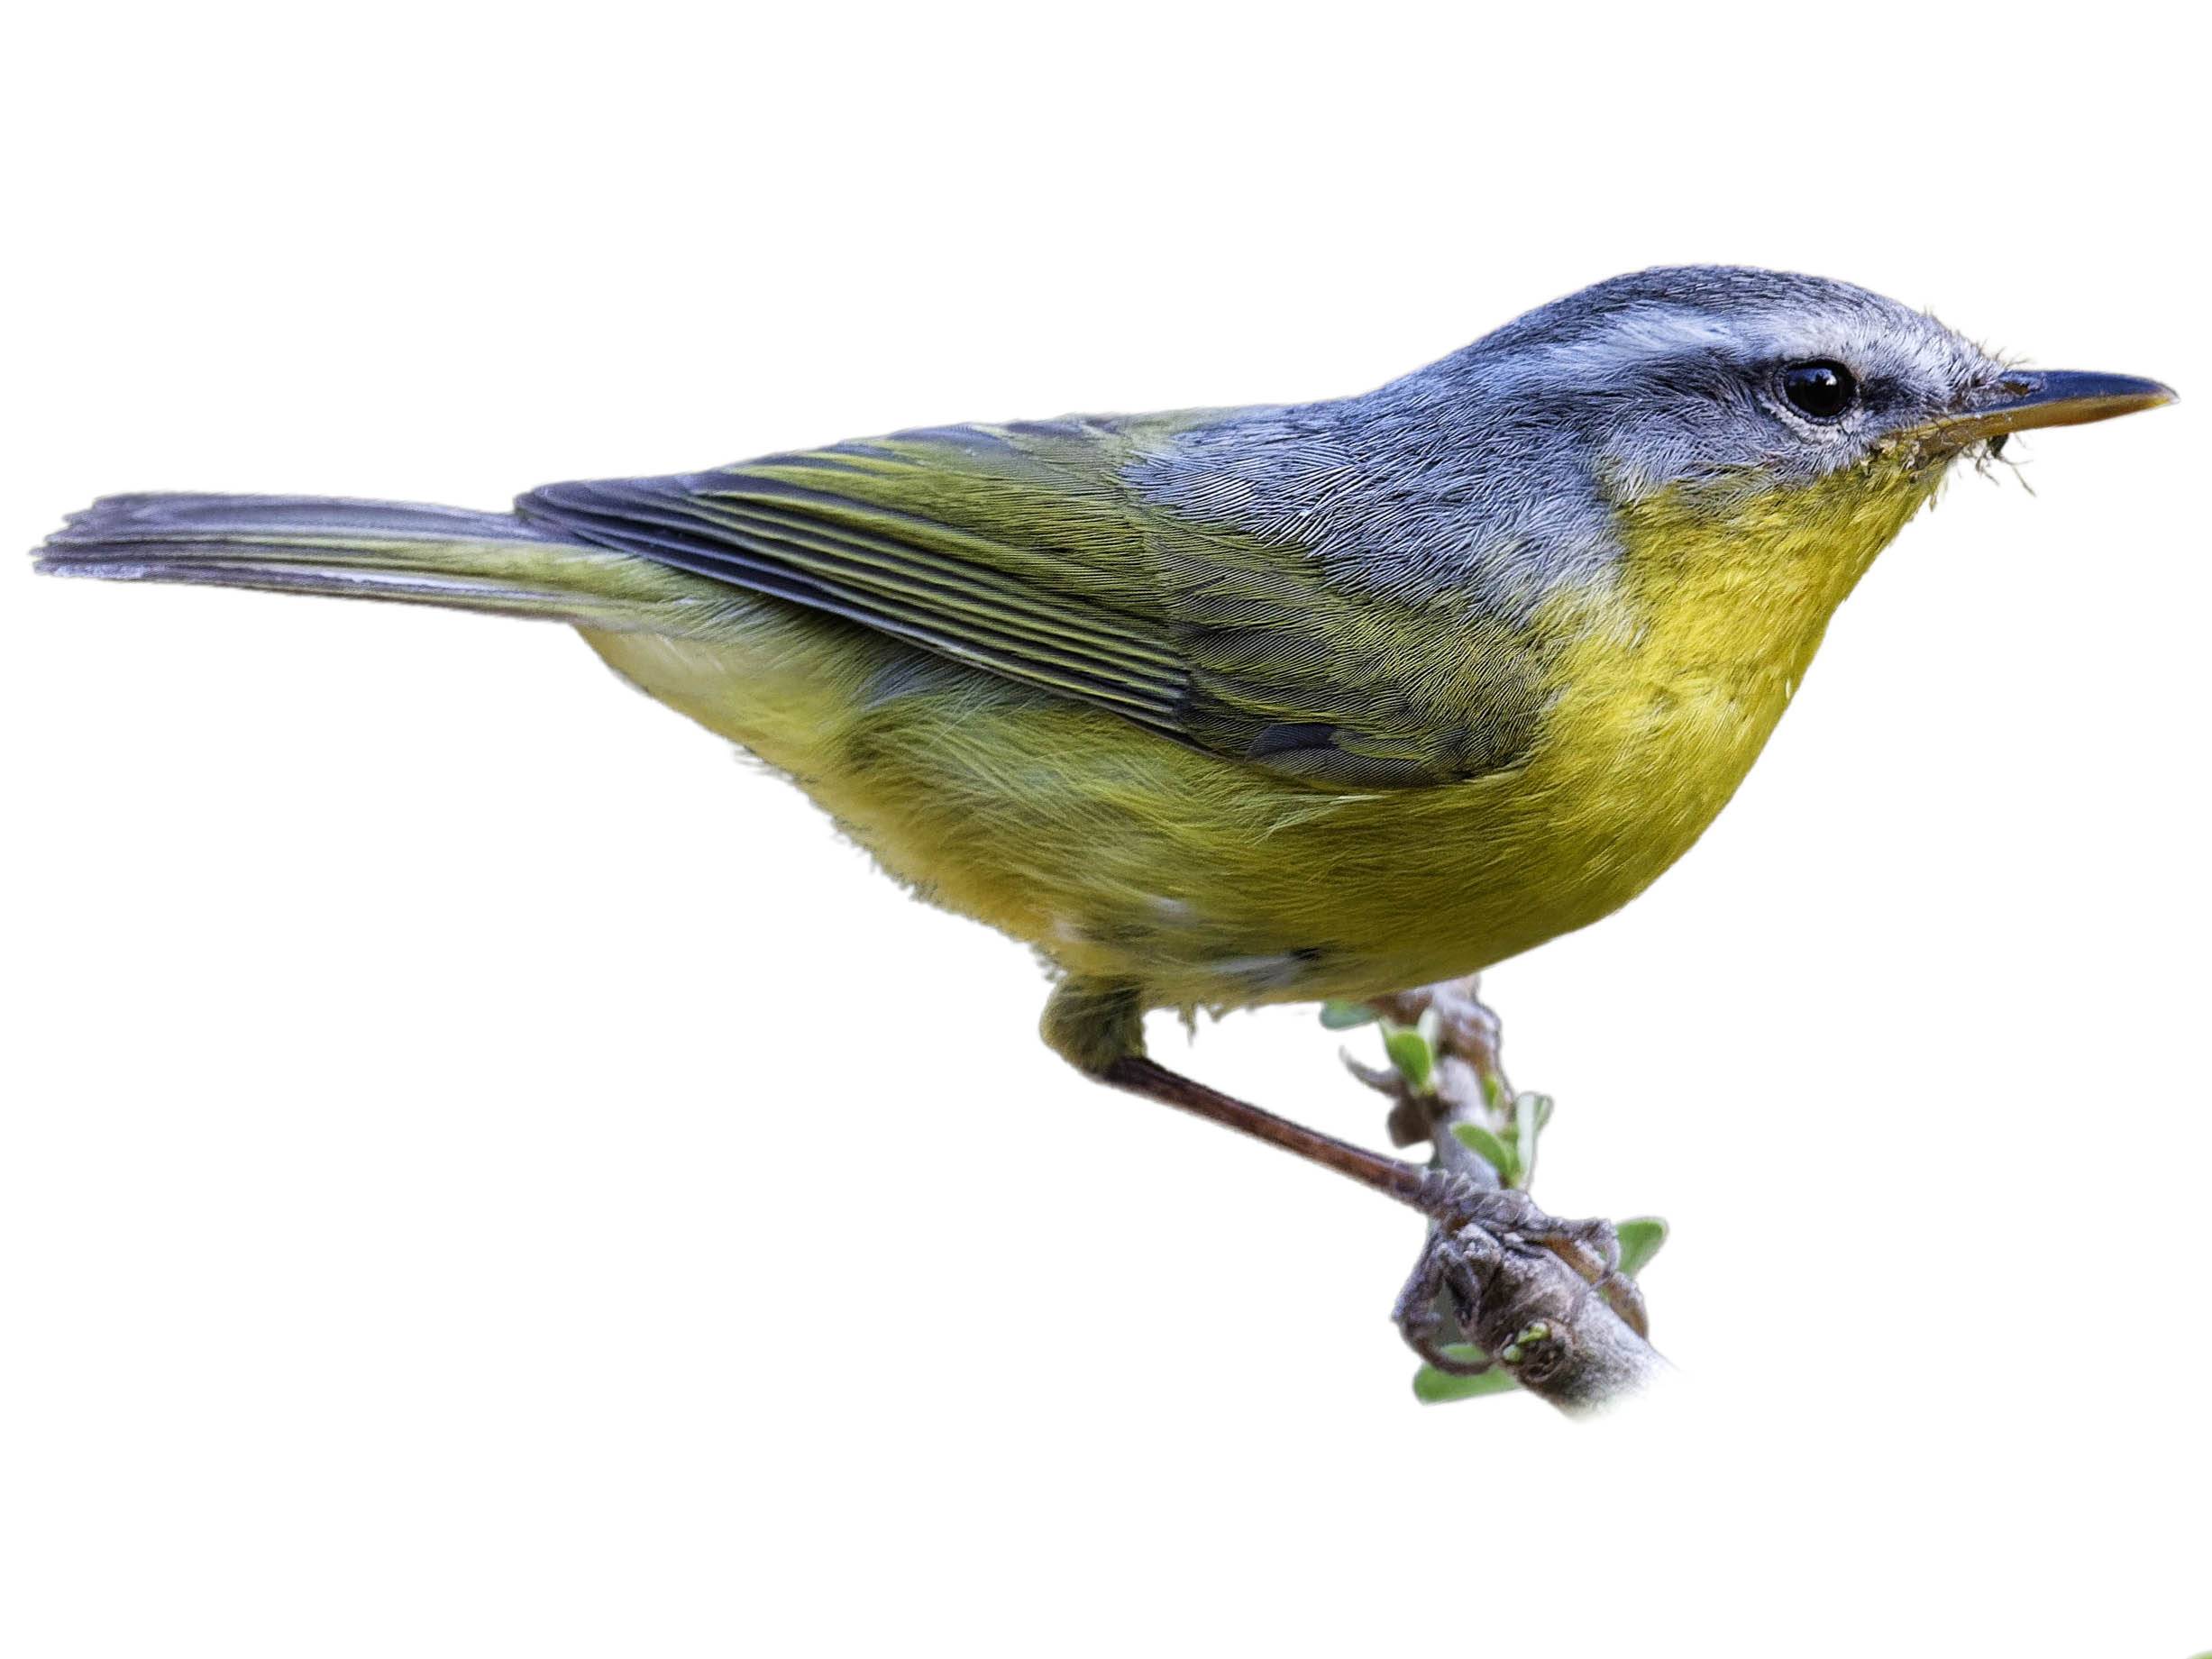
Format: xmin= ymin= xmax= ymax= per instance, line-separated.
xmin=1318 ymin=999 xmax=1378 ymax=1030
xmin=1512 ymin=1091 xmax=1549 ymax=1188
xmin=1451 ymin=1121 xmax=1521 ymax=1185
xmin=1414 ymin=1350 xmax=1521 ymax=1403
xmin=1616 ymin=1216 xmax=1669 ymax=1279
xmin=1383 ymin=1026 xmax=1435 ymax=1092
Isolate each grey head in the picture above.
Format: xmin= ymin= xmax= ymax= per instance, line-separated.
xmin=1435 ymin=266 xmax=2008 ymax=493
xmin=1131 ymin=265 xmax=2171 ymax=614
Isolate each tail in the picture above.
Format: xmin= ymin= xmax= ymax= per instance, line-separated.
xmin=35 ymin=492 xmax=725 ymax=635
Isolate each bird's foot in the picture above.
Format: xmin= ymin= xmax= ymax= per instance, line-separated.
xmin=1394 ymin=1186 xmax=1650 ymax=1365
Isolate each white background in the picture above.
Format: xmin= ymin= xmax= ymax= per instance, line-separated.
xmin=4 ymin=4 xmax=2205 ymax=1654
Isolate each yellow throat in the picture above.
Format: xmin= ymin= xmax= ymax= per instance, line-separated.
xmin=1489 ymin=451 xmax=1946 ymax=945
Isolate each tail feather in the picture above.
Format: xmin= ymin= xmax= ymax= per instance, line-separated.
xmin=43 ymin=492 xmax=550 ymax=547
xmin=36 ymin=491 xmax=730 ymax=635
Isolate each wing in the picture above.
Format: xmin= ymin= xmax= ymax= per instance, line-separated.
xmin=516 ymin=412 xmax=1548 ymax=788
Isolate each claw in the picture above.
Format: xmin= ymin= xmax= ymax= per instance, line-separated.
xmin=1520 ymin=1215 xmax=1651 ymax=1341
xmin=1404 ymin=1194 xmax=1654 ymax=1353
xmin=1393 ymin=1229 xmax=1504 ymax=1373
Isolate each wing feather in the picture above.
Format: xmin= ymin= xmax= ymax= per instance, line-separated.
xmin=518 ymin=416 xmax=1549 ymax=787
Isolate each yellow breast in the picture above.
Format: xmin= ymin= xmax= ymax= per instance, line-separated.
xmin=1370 ymin=452 xmax=1942 ymax=981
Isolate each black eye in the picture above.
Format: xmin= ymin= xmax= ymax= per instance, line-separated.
xmin=1781 ymin=360 xmax=1857 ymax=421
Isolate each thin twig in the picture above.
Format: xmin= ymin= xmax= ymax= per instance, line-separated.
xmin=1349 ymin=977 xmax=1668 ymax=1412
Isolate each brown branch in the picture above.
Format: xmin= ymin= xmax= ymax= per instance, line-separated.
xmin=1350 ymin=977 xmax=1668 ymax=1412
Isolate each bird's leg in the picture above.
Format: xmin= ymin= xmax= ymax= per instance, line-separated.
xmin=1099 ymin=1054 xmax=1440 ymax=1211
xmin=1098 ymin=1054 xmax=1632 ymax=1320
xmin=1100 ymin=1040 xmax=1654 ymax=1386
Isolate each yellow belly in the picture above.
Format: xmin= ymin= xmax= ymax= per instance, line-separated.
xmin=580 ymin=597 xmax=1786 ymax=1015
xmin=580 ymin=456 xmax=1935 ymax=1020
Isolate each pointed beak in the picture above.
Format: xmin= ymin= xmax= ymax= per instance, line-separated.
xmin=1928 ymin=369 xmax=2177 ymax=444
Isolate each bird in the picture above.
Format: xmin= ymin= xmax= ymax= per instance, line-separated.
xmin=34 ymin=266 xmax=2175 ymax=1226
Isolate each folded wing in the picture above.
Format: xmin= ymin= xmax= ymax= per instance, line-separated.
xmin=518 ymin=414 xmax=1546 ymax=788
